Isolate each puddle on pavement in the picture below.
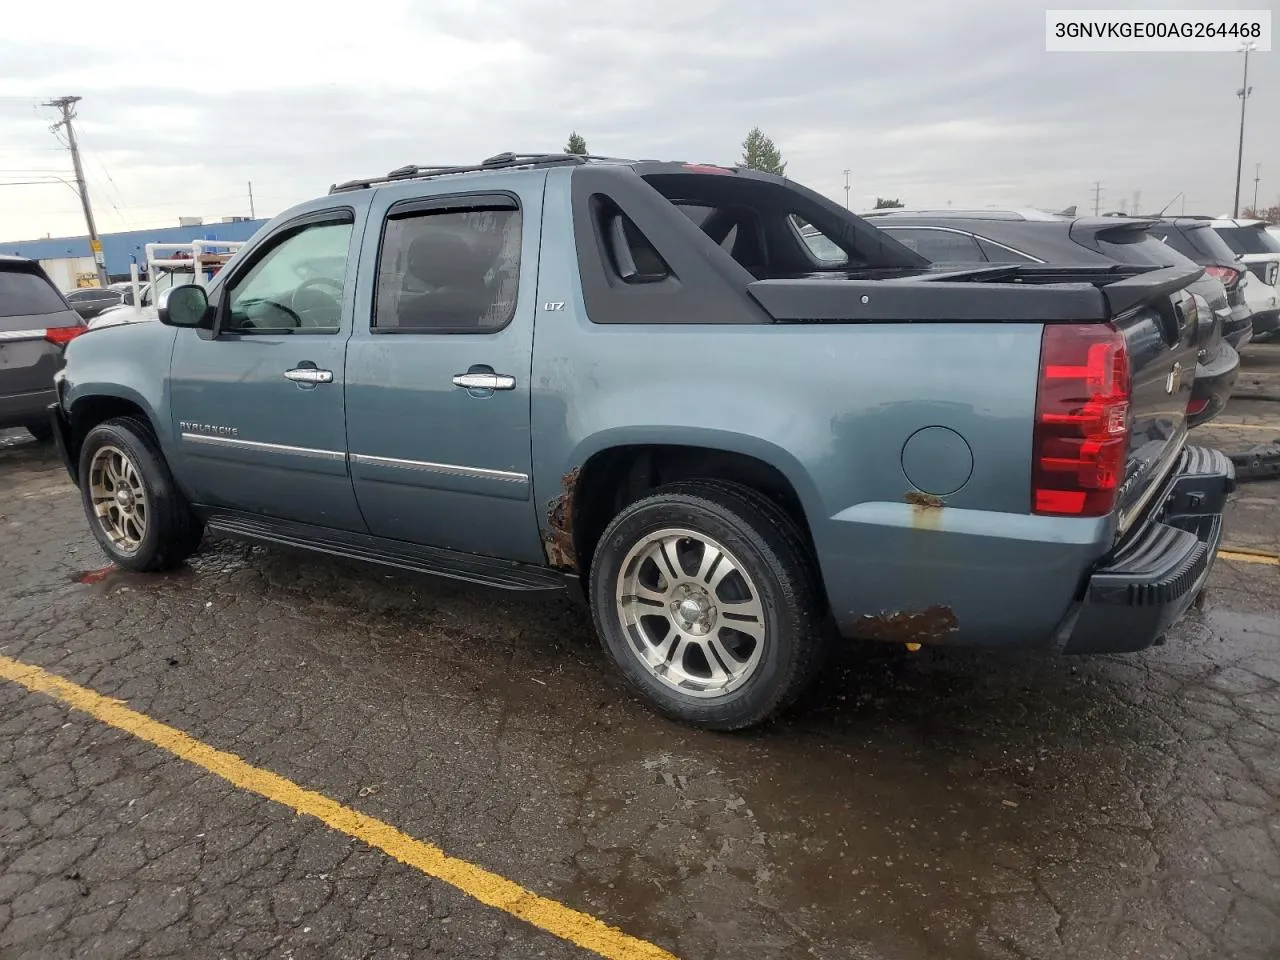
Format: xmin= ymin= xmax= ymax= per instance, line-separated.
xmin=72 ymin=565 xmax=116 ymax=584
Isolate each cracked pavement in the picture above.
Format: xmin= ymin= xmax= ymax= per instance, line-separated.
xmin=1 ymin=429 xmax=1278 ymax=959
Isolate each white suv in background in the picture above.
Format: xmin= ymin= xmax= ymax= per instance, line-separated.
xmin=1210 ymin=218 xmax=1280 ymax=340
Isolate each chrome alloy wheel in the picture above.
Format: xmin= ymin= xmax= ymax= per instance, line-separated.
xmin=615 ymin=528 xmax=767 ymax=698
xmin=88 ymin=444 xmax=148 ymax=555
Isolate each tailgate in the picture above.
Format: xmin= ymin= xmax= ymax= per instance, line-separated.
xmin=1099 ymin=269 xmax=1202 ymax=533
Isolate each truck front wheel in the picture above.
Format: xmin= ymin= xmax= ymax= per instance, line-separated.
xmin=78 ymin=418 xmax=204 ymax=572
xmin=588 ymin=481 xmax=828 ymax=730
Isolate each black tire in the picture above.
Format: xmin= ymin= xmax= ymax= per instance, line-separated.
xmin=24 ymin=421 xmax=53 ymax=443
xmin=588 ymin=480 xmax=828 ymax=731
xmin=78 ymin=417 xmax=204 ymax=572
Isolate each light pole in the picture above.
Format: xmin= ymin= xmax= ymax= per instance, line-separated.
xmin=1232 ymin=42 xmax=1255 ymax=218
xmin=843 ymin=169 xmax=850 ymax=209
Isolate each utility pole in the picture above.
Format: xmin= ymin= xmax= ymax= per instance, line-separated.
xmin=1092 ymin=181 xmax=1104 ymax=216
xmin=1252 ymin=163 xmax=1261 ymax=214
xmin=43 ymin=95 xmax=108 ymax=287
xmin=842 ymin=169 xmax=850 ymax=209
xmin=1132 ymin=190 xmax=1141 ymax=216
xmin=248 ymin=181 xmax=256 ymax=219
xmin=1232 ymin=42 xmax=1255 ymax=218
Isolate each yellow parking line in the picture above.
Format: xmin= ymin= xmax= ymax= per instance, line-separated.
xmin=0 ymin=654 xmax=677 ymax=960
xmin=1218 ymin=549 xmax=1280 ymax=566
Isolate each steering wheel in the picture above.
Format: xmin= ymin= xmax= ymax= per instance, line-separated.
xmin=291 ymin=277 xmax=344 ymax=327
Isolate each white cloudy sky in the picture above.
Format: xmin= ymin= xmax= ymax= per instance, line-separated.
xmin=0 ymin=0 xmax=1274 ymax=242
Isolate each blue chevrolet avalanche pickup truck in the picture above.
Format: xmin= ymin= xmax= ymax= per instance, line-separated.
xmin=49 ymin=153 xmax=1234 ymax=730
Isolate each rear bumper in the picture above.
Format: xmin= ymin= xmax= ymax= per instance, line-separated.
xmin=1223 ymin=305 xmax=1253 ymax=350
xmin=1251 ymin=308 xmax=1280 ymax=338
xmin=0 ymin=387 xmax=57 ymax=429
xmin=1187 ymin=342 xmax=1240 ymax=428
xmin=1061 ymin=446 xmax=1233 ymax=654
xmin=48 ymin=402 xmax=79 ymax=487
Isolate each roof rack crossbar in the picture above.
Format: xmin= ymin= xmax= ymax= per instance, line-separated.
xmin=328 ymin=151 xmax=636 ymax=194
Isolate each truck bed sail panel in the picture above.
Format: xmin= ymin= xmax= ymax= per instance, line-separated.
xmin=1098 ymin=265 xmax=1205 ymax=318
xmin=745 ymin=279 xmax=1109 ymax=323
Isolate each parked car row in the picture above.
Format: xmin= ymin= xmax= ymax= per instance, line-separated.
xmin=858 ymin=208 xmax=1280 ymax=427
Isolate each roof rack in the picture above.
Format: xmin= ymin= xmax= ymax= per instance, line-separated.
xmin=328 ymin=151 xmax=635 ymax=194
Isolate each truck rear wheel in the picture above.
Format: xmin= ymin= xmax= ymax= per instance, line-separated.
xmin=78 ymin=418 xmax=204 ymax=572
xmin=588 ymin=481 xmax=827 ymax=730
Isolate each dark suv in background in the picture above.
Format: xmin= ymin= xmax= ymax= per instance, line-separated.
xmin=1 ymin=256 xmax=86 ymax=441
xmin=63 ymin=285 xmax=124 ymax=320
xmin=862 ymin=209 xmax=1242 ymax=427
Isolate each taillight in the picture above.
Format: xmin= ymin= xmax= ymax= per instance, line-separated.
xmin=1187 ymin=397 xmax=1209 ymax=416
xmin=44 ymin=325 xmax=85 ymax=346
xmin=1204 ymin=264 xmax=1241 ymax=289
xmin=1032 ymin=324 xmax=1131 ymax=517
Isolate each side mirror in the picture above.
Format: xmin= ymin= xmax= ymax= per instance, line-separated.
xmin=158 ymin=284 xmax=212 ymax=329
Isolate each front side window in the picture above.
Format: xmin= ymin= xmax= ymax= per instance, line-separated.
xmin=224 ymin=220 xmax=352 ymax=334
xmin=884 ymin=227 xmax=985 ymax=263
xmin=374 ymin=207 xmax=521 ymax=332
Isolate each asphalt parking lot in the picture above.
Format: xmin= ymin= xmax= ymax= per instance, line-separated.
xmin=2 ymin=356 xmax=1279 ymax=960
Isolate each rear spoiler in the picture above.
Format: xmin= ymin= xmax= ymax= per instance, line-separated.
xmin=746 ymin=264 xmax=1204 ymax=324
xmin=1097 ymin=265 xmax=1204 ymax=317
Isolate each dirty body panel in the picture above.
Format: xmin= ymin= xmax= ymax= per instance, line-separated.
xmin=533 ymin=167 xmax=1109 ymax=648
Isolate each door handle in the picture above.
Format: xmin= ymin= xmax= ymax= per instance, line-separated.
xmin=452 ymin=372 xmax=516 ymax=391
xmin=284 ymin=367 xmax=333 ymax=384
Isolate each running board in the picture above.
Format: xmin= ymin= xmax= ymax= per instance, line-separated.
xmin=201 ymin=510 xmax=571 ymax=592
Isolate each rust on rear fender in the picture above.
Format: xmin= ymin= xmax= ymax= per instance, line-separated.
xmin=854 ymin=605 xmax=959 ymax=644
xmin=541 ymin=466 xmax=581 ymax=571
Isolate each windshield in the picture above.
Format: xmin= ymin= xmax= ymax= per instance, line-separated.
xmin=1213 ymin=226 xmax=1280 ymax=256
xmin=0 ymin=266 xmax=69 ymax=317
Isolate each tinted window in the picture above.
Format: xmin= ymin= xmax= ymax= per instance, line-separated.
xmin=225 ymin=220 xmax=352 ymax=334
xmin=0 ymin=267 xmax=68 ymax=317
xmin=1178 ymin=224 xmax=1240 ymax=263
xmin=976 ymin=237 xmax=1039 ymax=263
xmin=1213 ymin=226 xmax=1280 ymax=256
xmin=884 ymin=228 xmax=985 ymax=262
xmin=1094 ymin=233 xmax=1196 ymax=268
xmin=375 ymin=207 xmax=521 ymax=332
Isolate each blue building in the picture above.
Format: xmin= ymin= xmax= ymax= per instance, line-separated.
xmin=0 ymin=219 xmax=270 ymax=278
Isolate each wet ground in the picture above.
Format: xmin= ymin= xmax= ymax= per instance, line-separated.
xmin=2 ymin=361 xmax=1279 ymax=959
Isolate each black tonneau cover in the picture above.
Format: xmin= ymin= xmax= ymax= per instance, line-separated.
xmin=746 ymin=264 xmax=1204 ymax=323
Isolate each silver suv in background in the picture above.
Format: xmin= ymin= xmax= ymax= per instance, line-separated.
xmin=0 ymin=256 xmax=86 ymax=441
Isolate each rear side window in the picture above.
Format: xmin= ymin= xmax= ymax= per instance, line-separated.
xmin=883 ymin=227 xmax=985 ymax=262
xmin=0 ymin=267 xmax=68 ymax=317
xmin=1213 ymin=226 xmax=1280 ymax=256
xmin=594 ymin=198 xmax=672 ymax=283
xmin=788 ymin=214 xmax=848 ymax=265
xmin=375 ymin=207 xmax=522 ymax=332
xmin=976 ymin=237 xmax=1039 ymax=263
